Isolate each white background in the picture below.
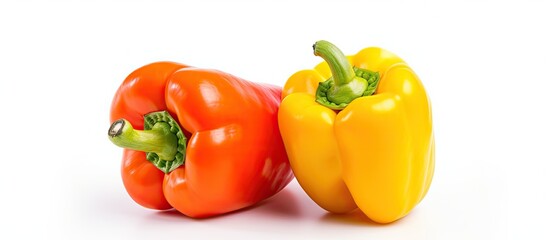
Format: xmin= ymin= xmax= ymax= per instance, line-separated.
xmin=1 ymin=0 xmax=548 ymax=239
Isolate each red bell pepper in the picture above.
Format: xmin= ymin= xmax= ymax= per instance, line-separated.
xmin=108 ymin=61 xmax=294 ymax=218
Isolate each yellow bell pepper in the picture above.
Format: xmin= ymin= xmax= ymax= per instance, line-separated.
xmin=279 ymin=40 xmax=435 ymax=223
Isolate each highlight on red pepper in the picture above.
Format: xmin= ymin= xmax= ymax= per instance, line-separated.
xmin=108 ymin=62 xmax=294 ymax=218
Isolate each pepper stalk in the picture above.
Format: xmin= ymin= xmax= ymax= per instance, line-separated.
xmin=108 ymin=111 xmax=187 ymax=173
xmin=314 ymin=40 xmax=380 ymax=110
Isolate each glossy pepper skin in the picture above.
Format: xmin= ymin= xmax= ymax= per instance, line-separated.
xmin=279 ymin=41 xmax=435 ymax=223
xmin=109 ymin=62 xmax=293 ymax=218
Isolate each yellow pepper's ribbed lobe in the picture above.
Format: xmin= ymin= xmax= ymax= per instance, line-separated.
xmin=279 ymin=41 xmax=434 ymax=223
xmin=279 ymin=93 xmax=358 ymax=213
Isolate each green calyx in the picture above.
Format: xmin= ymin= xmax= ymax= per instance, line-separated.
xmin=313 ymin=40 xmax=380 ymax=110
xmin=108 ymin=111 xmax=186 ymax=173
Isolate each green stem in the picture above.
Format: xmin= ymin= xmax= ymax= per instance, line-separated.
xmin=313 ymin=40 xmax=356 ymax=86
xmin=109 ymin=119 xmax=178 ymax=160
xmin=313 ymin=40 xmax=380 ymax=110
xmin=108 ymin=111 xmax=187 ymax=173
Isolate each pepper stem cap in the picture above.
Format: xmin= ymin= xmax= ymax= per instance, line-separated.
xmin=313 ymin=40 xmax=380 ymax=110
xmin=108 ymin=111 xmax=186 ymax=173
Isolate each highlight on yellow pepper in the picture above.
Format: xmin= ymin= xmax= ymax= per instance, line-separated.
xmin=278 ymin=40 xmax=435 ymax=223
